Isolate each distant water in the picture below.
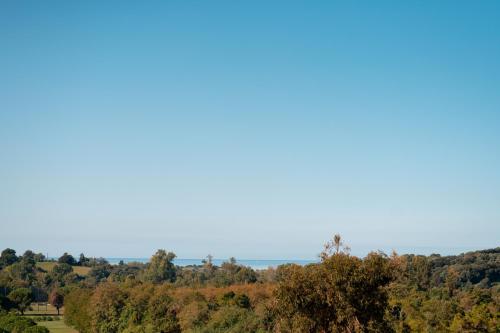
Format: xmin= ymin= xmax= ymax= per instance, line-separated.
xmin=52 ymin=247 xmax=488 ymax=270
xmin=106 ymin=258 xmax=317 ymax=270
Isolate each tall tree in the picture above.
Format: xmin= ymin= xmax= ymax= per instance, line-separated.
xmin=49 ymin=289 xmax=64 ymax=315
xmin=64 ymin=288 xmax=92 ymax=333
xmin=90 ymin=283 xmax=127 ymax=333
xmin=78 ymin=253 xmax=89 ymax=266
xmin=276 ymin=251 xmax=395 ymax=332
xmin=0 ymin=249 xmax=18 ymax=268
xmin=143 ymin=250 xmax=177 ymax=283
xmin=320 ymin=234 xmax=350 ymax=260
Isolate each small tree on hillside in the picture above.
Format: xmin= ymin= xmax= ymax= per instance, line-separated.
xmin=0 ymin=248 xmax=18 ymax=268
xmin=34 ymin=252 xmax=46 ymax=262
xmin=49 ymin=289 xmax=64 ymax=315
xmin=78 ymin=253 xmax=89 ymax=266
xmin=8 ymin=288 xmax=33 ymax=315
xmin=58 ymin=253 xmax=76 ymax=265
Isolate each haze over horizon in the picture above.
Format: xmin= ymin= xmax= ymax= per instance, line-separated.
xmin=1 ymin=1 xmax=500 ymax=259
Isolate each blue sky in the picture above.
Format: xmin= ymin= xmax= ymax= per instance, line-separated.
xmin=1 ymin=1 xmax=499 ymax=259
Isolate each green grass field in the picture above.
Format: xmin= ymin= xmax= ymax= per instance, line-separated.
xmin=36 ymin=262 xmax=91 ymax=276
xmin=25 ymin=303 xmax=63 ymax=316
xmin=37 ymin=320 xmax=78 ymax=333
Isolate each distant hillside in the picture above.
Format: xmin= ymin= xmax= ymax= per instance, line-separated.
xmin=399 ymin=247 xmax=500 ymax=288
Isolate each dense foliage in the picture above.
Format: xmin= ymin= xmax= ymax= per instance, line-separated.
xmin=0 ymin=238 xmax=498 ymax=332
xmin=0 ymin=313 xmax=49 ymax=333
xmin=275 ymin=252 xmax=395 ymax=332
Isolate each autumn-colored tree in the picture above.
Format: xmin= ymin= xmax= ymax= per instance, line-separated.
xmin=446 ymin=267 xmax=460 ymax=297
xmin=412 ymin=255 xmax=431 ymax=291
xmin=177 ymin=297 xmax=210 ymax=331
xmin=90 ymin=282 xmax=127 ymax=333
xmin=49 ymin=289 xmax=64 ymax=315
xmin=276 ymin=247 xmax=395 ymax=332
xmin=119 ymin=282 xmax=155 ymax=329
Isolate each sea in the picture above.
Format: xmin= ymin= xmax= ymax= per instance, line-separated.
xmin=94 ymin=246 xmax=485 ymax=269
xmin=105 ymin=258 xmax=317 ymax=270
xmin=53 ymin=246 xmax=484 ymax=270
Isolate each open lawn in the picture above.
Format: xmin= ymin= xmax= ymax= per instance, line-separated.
xmin=25 ymin=303 xmax=64 ymax=316
xmin=36 ymin=262 xmax=91 ymax=276
xmin=38 ymin=320 xmax=78 ymax=333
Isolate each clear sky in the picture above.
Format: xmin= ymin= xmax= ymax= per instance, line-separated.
xmin=1 ymin=1 xmax=499 ymax=259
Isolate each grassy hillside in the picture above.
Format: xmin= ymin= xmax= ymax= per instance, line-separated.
xmin=36 ymin=262 xmax=91 ymax=276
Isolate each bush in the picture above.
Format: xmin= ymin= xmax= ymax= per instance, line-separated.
xmin=0 ymin=313 xmax=49 ymax=333
xmin=200 ymin=306 xmax=264 ymax=333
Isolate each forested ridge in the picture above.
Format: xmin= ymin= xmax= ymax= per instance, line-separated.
xmin=0 ymin=237 xmax=498 ymax=332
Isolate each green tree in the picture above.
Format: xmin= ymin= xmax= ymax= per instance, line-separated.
xmin=235 ymin=294 xmax=251 ymax=309
xmin=5 ymin=259 xmax=37 ymax=285
xmin=0 ymin=295 xmax=16 ymax=312
xmin=412 ymin=256 xmax=431 ymax=291
xmin=147 ymin=286 xmax=181 ymax=333
xmin=450 ymin=304 xmax=497 ymax=333
xmin=78 ymin=253 xmax=89 ymax=266
xmin=47 ymin=263 xmax=74 ymax=287
xmin=8 ymin=288 xmax=33 ymax=315
xmin=64 ymin=288 xmax=92 ymax=333
xmin=0 ymin=249 xmax=18 ymax=269
xmin=143 ymin=250 xmax=177 ymax=283
xmin=34 ymin=253 xmax=46 ymax=262
xmin=117 ymin=282 xmax=155 ymax=329
xmin=58 ymin=253 xmax=76 ymax=266
xmin=201 ymin=306 xmax=263 ymax=333
xmin=21 ymin=250 xmax=36 ymax=263
xmin=88 ymin=264 xmax=112 ymax=283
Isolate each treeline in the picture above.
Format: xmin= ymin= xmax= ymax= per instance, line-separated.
xmin=388 ymin=248 xmax=500 ymax=332
xmin=60 ymin=248 xmax=398 ymax=333
xmin=57 ymin=252 xmax=109 ymax=267
xmin=0 ymin=237 xmax=499 ymax=332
